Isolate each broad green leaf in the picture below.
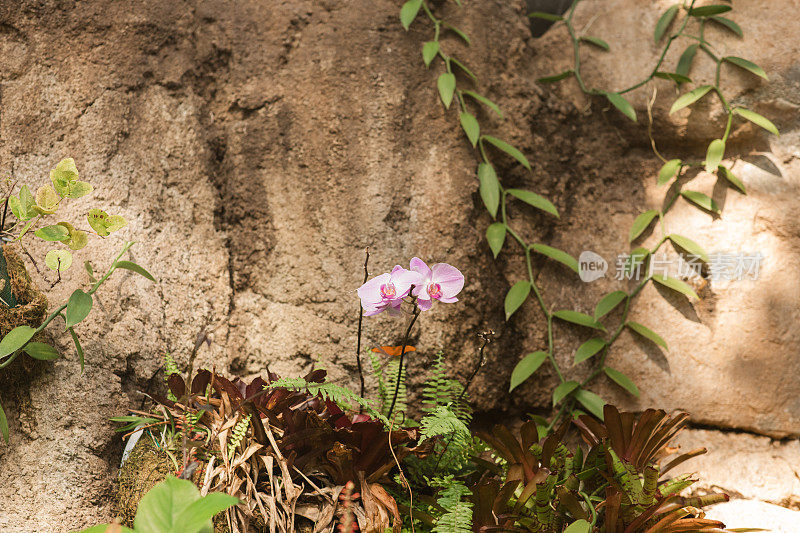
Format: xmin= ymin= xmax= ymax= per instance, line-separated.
xmin=0 ymin=399 xmax=7 ymax=443
xmin=88 ymin=209 xmax=128 ymax=236
xmin=595 ymin=290 xmax=627 ymax=319
xmin=574 ymin=338 xmax=605 ymax=364
xmin=33 ymin=185 xmax=59 ymax=215
xmin=652 ymin=273 xmax=699 ymax=300
xmin=24 ymin=342 xmax=59 ymax=361
xmin=629 ymin=209 xmax=658 ymax=242
xmin=705 ymin=139 xmax=725 ymax=173
xmin=669 ymin=84 xmax=712 ymax=114
xmin=537 ymin=70 xmax=574 ymax=84
xmin=718 ymin=165 xmax=746 ymax=194
xmin=626 ymin=321 xmax=668 ymax=349
xmin=68 ymin=327 xmax=85 ymax=372
xmin=460 ymin=112 xmax=480 ymax=147
xmin=171 ymin=492 xmax=239 ymax=533
xmin=675 ymin=44 xmax=699 ymax=78
xmin=115 ymin=260 xmax=156 ymax=282
xmin=528 ymin=11 xmax=563 ymax=21
xmin=66 ymin=289 xmax=93 ymax=328
xmin=668 ymin=234 xmax=708 ymax=262
xmin=506 ymin=189 xmax=558 ymax=217
xmin=66 ymin=181 xmax=93 ymax=199
xmin=654 ymin=5 xmax=679 ymax=42
xmin=574 ymin=389 xmax=605 ymax=419
xmin=134 ymin=476 xmax=211 ymax=533
xmin=564 ymin=520 xmax=592 ymax=533
xmin=450 ymin=57 xmax=476 ymax=81
xmin=7 ymin=195 xmax=22 ymax=222
xmin=45 ymin=249 xmax=73 ymax=271
xmin=658 ymin=159 xmax=682 ymax=185
xmin=509 ymin=351 xmax=547 ymax=392
xmin=688 ymin=5 xmax=731 ymax=16
xmin=0 ymin=325 xmax=36 ymax=357
xmin=482 ymin=135 xmax=531 ymax=170
xmin=604 ymin=367 xmax=640 ymax=397
xmin=50 ymin=158 xmax=79 ymax=196
xmin=531 ymin=243 xmax=578 ymax=274
xmin=478 ymin=163 xmax=500 ymax=218
xmin=486 ymin=223 xmax=506 ymax=259
xmin=462 ymin=91 xmax=503 ymax=118
xmin=399 ymin=0 xmax=422 ymax=30
xmin=624 ymin=247 xmax=650 ymax=276
xmin=505 ymin=280 xmax=531 ymax=320
xmin=580 ymin=36 xmax=609 ymax=51
xmin=552 ymin=310 xmax=605 ymax=330
xmin=443 ymin=23 xmax=470 ymax=45
xmin=654 ymin=72 xmax=692 ymax=84
xmin=64 ymin=228 xmax=88 ymax=251
xmin=553 ymin=381 xmax=580 ymax=405
xmin=710 ymin=16 xmax=743 ymax=37
xmin=422 ymin=41 xmax=439 ymax=67
xmin=604 ymin=92 xmax=636 ymax=122
xmin=34 ymin=224 xmax=70 ymax=241
xmin=437 ymin=72 xmax=456 ymax=109
xmin=735 ymin=108 xmax=779 ymax=136
xmin=681 ymin=190 xmax=719 ymax=213
xmin=77 ymin=526 xmax=135 ymax=533
xmin=724 ymin=56 xmax=768 ymax=80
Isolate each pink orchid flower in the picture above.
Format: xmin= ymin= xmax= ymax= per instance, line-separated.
xmin=410 ymin=257 xmax=465 ymax=311
xmin=357 ymin=265 xmax=422 ymax=316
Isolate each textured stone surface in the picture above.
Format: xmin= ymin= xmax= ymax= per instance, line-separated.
xmin=0 ymin=0 xmax=798 ymax=529
xmin=706 ymin=500 xmax=800 ymax=533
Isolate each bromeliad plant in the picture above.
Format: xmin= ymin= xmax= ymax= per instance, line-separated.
xmin=0 ymin=158 xmax=155 ymax=443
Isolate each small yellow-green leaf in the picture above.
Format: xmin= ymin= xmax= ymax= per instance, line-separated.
xmin=553 ymin=310 xmax=605 ymax=331
xmin=462 ymin=91 xmax=503 ymax=118
xmin=537 ymin=70 xmax=573 ymax=84
xmin=115 ymin=261 xmax=156 ymax=282
xmin=564 ymin=519 xmax=591 ymax=533
xmin=688 ymin=4 xmax=731 ymax=17
xmin=670 ymin=84 xmax=712 ymax=114
xmin=710 ymin=16 xmax=742 ymax=37
xmin=0 ymin=325 xmax=36 ymax=357
xmin=437 ymin=72 xmax=456 ymax=109
xmin=705 ymin=139 xmax=725 ymax=173
xmin=605 ymin=92 xmax=636 ymax=122
xmin=478 ymin=163 xmax=500 ymax=218
xmin=595 ymin=290 xmax=627 ymax=319
xmin=399 ymin=0 xmax=422 ymax=30
xmin=574 ymin=389 xmax=605 ymax=419
xmin=486 ymin=223 xmax=506 ymax=259
xmin=24 ymin=342 xmax=59 ymax=361
xmin=676 ymin=44 xmax=699 ymax=78
xmin=45 ymin=249 xmax=73 ymax=271
xmin=735 ymin=108 xmax=779 ymax=136
xmin=574 ymin=338 xmax=605 ymax=364
xmin=724 ymin=56 xmax=768 ymax=80
xmin=505 ymin=280 xmax=531 ymax=320
xmin=443 ymin=23 xmax=470 ymax=45
xmin=629 ymin=209 xmax=658 ymax=242
xmin=553 ymin=381 xmax=580 ymax=405
xmin=422 ymin=41 xmax=439 ymax=67
xmin=481 ymin=136 xmax=531 ymax=170
xmin=580 ymin=36 xmax=609 ymax=51
xmin=509 ymin=351 xmax=547 ymax=392
xmin=531 ymin=243 xmax=578 ymax=274
xmin=0 ymin=399 xmax=8 ymax=443
xmin=33 ymin=185 xmax=59 ymax=215
xmin=459 ymin=112 xmax=480 ymax=147
xmin=654 ymin=5 xmax=679 ymax=42
xmin=626 ymin=321 xmax=668 ymax=349
xmin=681 ymin=190 xmax=719 ymax=214
xmin=507 ymin=189 xmax=558 ymax=217
xmin=668 ymin=234 xmax=709 ymax=262
xmin=652 ymin=274 xmax=699 ymax=300
xmin=35 ymin=224 xmax=70 ymax=242
xmin=604 ymin=367 xmax=640 ymax=397
xmin=657 ymin=159 xmax=682 ymax=185
xmin=450 ymin=57 xmax=476 ymax=81
xmin=527 ymin=11 xmax=563 ymax=21
xmin=718 ymin=165 xmax=746 ymax=194
xmin=65 ymin=289 xmax=93 ymax=329
xmin=654 ymin=72 xmax=692 ymax=84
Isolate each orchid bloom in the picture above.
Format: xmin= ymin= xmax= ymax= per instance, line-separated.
xmin=357 ymin=265 xmax=421 ymax=316
xmin=410 ymin=257 xmax=465 ymax=311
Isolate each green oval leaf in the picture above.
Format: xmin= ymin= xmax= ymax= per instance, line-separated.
xmin=688 ymin=5 xmax=732 ymax=16
xmin=450 ymin=57 xmax=477 ymax=81
xmin=681 ymin=190 xmax=720 ymax=214
xmin=652 ymin=273 xmax=699 ymax=300
xmin=45 ymin=249 xmax=73 ymax=271
xmin=735 ymin=108 xmax=779 ymax=136
xmin=574 ymin=338 xmax=606 ymax=365
xmin=629 ymin=209 xmax=658 ymax=242
xmin=718 ymin=165 xmax=746 ymax=194
xmin=527 ymin=11 xmax=563 ymax=21
xmin=66 ymin=289 xmax=93 ymax=329
xmin=478 ymin=162 xmax=500 ymax=219
xmin=553 ymin=310 xmax=605 ymax=331
xmin=399 ymin=0 xmax=422 ymax=30
xmin=710 ymin=16 xmax=742 ymax=37
xmin=658 ymin=159 xmax=682 ymax=185
xmin=509 ymin=351 xmax=547 ymax=392
xmin=626 ymin=321 xmax=668 ymax=349
xmin=604 ymin=92 xmax=636 ymax=122
xmin=724 ymin=56 xmax=768 ymax=80
xmin=531 ymin=243 xmax=578 ymax=274
xmin=68 ymin=327 xmax=85 ymax=372
xmin=676 ymin=44 xmax=699 ymax=78
xmin=654 ymin=5 xmax=679 ymax=42
xmin=34 ymin=224 xmax=70 ymax=242
xmin=33 ymin=185 xmax=59 ymax=215
xmin=564 ymin=519 xmax=592 ymax=533
xmin=604 ymin=367 xmax=640 ymax=397
xmin=537 ymin=70 xmax=574 ymax=84
xmin=705 ymin=139 xmax=725 ymax=173
xmin=0 ymin=325 xmax=36 ymax=357
xmin=505 ymin=280 xmax=531 ymax=320
xmin=486 ymin=223 xmax=506 ymax=259
xmin=595 ymin=291 xmax=627 ymax=319
xmin=460 ymin=112 xmax=480 ymax=147
xmin=462 ymin=91 xmax=503 ymax=118
xmin=437 ymin=72 xmax=456 ymax=109
xmin=574 ymin=389 xmax=605 ymax=419
xmin=580 ymin=36 xmax=609 ymax=51
xmin=670 ymin=84 xmax=713 ymax=114
xmin=115 ymin=260 xmax=156 ymax=282
xmin=506 ymin=189 xmax=559 ymax=217
xmin=0 ymin=400 xmax=7 ymax=443
xmin=24 ymin=342 xmax=60 ymax=361
xmin=422 ymin=41 xmax=439 ymax=67
xmin=553 ymin=381 xmax=580 ymax=405
xmin=481 ymin=135 xmax=531 ymax=170
xmin=668 ymin=234 xmax=709 ymax=262
xmin=443 ymin=23 xmax=470 ymax=45
xmin=654 ymin=72 xmax=692 ymax=84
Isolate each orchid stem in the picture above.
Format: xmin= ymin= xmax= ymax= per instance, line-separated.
xmin=355 ymin=248 xmax=370 ymax=411
xmin=387 ymin=305 xmax=420 ymax=421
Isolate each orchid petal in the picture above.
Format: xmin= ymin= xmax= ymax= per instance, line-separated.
xmin=410 ymin=257 xmax=432 ymax=279
xmin=357 ymin=273 xmax=391 ymax=305
xmin=432 ymin=263 xmax=464 ymax=298
xmin=416 ymin=298 xmax=433 ymax=311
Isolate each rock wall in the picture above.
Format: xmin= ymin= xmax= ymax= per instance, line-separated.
xmin=0 ymin=0 xmax=798 ymax=529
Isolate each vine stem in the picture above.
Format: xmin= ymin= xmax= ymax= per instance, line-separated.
xmin=386 ymin=305 xmax=420 ymax=421
xmin=355 ymin=248 xmax=370 ymax=409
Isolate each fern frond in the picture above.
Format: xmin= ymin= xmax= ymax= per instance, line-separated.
xmin=431 ymin=477 xmax=473 ymax=533
xmin=421 ymin=351 xmax=471 ymax=423
xmin=163 ymin=352 xmax=180 ymax=402
xmin=370 ymin=351 xmax=407 ymax=417
xmin=227 ymin=414 xmax=251 ymax=459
